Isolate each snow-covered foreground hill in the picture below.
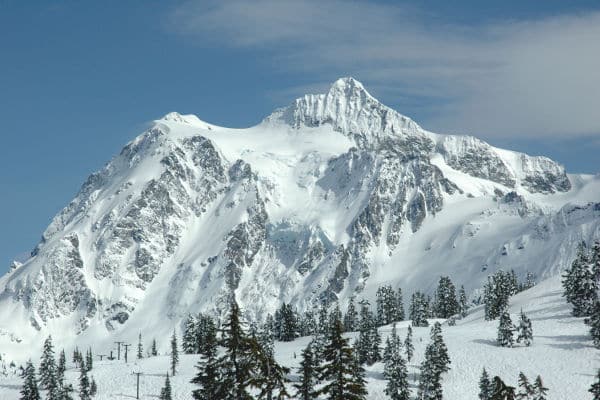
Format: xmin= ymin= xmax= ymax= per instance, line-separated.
xmin=1 ymin=275 xmax=597 ymax=399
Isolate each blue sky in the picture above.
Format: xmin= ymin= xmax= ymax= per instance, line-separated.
xmin=1 ymin=0 xmax=599 ymax=273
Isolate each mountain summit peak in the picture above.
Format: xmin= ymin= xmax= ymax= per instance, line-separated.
xmin=266 ymin=77 xmax=421 ymax=143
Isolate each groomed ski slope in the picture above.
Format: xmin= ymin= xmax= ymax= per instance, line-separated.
xmin=0 ymin=275 xmax=596 ymax=399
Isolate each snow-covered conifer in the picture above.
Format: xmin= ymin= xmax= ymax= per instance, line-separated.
xmin=590 ymin=369 xmax=600 ymax=400
xmin=478 ymin=368 xmax=492 ymax=400
xmin=497 ymin=311 xmax=515 ymax=347
xmin=516 ymin=310 xmax=533 ymax=346
xmin=404 ymin=326 xmax=414 ymax=363
xmin=20 ymin=360 xmax=40 ymax=400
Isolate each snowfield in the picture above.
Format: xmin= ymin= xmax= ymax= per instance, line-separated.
xmin=1 ymin=275 xmax=597 ymax=399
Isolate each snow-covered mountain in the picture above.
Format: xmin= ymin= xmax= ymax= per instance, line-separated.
xmin=1 ymin=77 xmax=599 ymax=360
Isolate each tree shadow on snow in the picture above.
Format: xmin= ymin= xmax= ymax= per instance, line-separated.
xmin=0 ymin=383 xmax=21 ymax=390
xmin=538 ymin=334 xmax=594 ymax=350
xmin=471 ymin=338 xmax=498 ymax=347
xmin=365 ymin=369 xmax=385 ymax=380
xmin=530 ymin=313 xmax=574 ymax=322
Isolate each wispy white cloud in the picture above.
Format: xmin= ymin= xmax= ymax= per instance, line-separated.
xmin=168 ymin=0 xmax=600 ymax=139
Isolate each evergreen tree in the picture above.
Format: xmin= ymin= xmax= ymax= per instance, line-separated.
xmin=85 ymin=348 xmax=92 ymax=372
xmin=484 ymin=270 xmax=515 ymax=320
xmin=72 ymin=348 xmax=80 ymax=368
xmin=516 ymin=310 xmax=533 ymax=346
xmin=589 ymin=369 xmax=600 ymax=400
xmin=318 ymin=314 xmax=367 ymax=400
xmin=191 ymin=323 xmax=220 ymax=400
xmin=356 ymin=301 xmax=381 ymax=365
xmin=383 ymin=325 xmax=409 ymax=400
xmin=523 ymin=272 xmax=536 ymax=290
xmin=376 ymin=285 xmax=399 ymax=326
xmin=275 ymin=303 xmax=299 ymax=342
xmin=79 ymin=365 xmax=91 ymax=400
xmin=137 ymin=333 xmax=144 ymax=359
xmin=587 ymin=299 xmax=600 ymax=348
xmin=151 ymin=339 xmax=158 ymax=356
xmin=434 ymin=276 xmax=459 ymax=318
xmin=20 ymin=360 xmax=40 ymax=400
xmin=57 ymin=350 xmax=66 ymax=384
xmin=344 ymin=297 xmax=358 ymax=332
xmin=490 ymin=376 xmax=516 ymax=400
xmin=409 ymin=292 xmax=429 ymax=327
xmin=497 ymin=311 xmax=515 ymax=347
xmin=317 ymin=302 xmax=330 ymax=336
xmin=90 ymin=377 xmax=97 ymax=397
xmin=170 ymin=330 xmax=179 ymax=376
xmin=396 ymin=287 xmax=405 ymax=321
xmin=58 ymin=383 xmax=74 ymax=400
xmin=40 ymin=335 xmax=57 ymax=391
xmin=458 ymin=285 xmax=468 ymax=318
xmin=532 ymin=376 xmax=548 ymax=400
xmin=563 ymin=242 xmax=598 ymax=317
xmin=159 ymin=373 xmax=172 ymax=400
xmin=417 ymin=322 xmax=451 ymax=400
xmin=516 ymin=372 xmax=534 ymax=400
xmin=294 ymin=341 xmax=319 ymax=400
xmin=479 ymin=368 xmax=492 ymax=400
xmin=215 ymin=297 xmax=258 ymax=399
xmin=404 ymin=325 xmax=414 ymax=363
xmin=197 ymin=314 xmax=218 ymax=357
xmin=300 ymin=310 xmax=317 ymax=337
xmin=182 ymin=314 xmax=197 ymax=354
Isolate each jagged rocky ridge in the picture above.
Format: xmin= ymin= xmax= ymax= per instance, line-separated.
xmin=0 ymin=78 xmax=598 ymax=346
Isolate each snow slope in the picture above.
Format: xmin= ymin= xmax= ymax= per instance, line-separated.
xmin=0 ymin=275 xmax=596 ymax=399
xmin=0 ymin=77 xmax=599 ymax=366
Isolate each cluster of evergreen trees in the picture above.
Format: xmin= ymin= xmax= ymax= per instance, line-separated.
xmin=20 ymin=335 xmax=96 ymax=400
xmin=497 ymin=309 xmax=533 ymax=348
xmin=478 ymin=369 xmax=547 ymax=400
xmin=182 ymin=313 xmax=218 ymax=355
xmin=562 ymin=241 xmax=600 ymax=347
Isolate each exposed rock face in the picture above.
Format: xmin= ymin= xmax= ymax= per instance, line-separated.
xmin=0 ymin=77 xmax=590 ymax=341
xmin=437 ymin=136 xmax=516 ymax=188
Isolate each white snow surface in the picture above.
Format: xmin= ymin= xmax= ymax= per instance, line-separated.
xmin=0 ymin=275 xmax=597 ymax=399
xmin=0 ymin=77 xmax=599 ymax=375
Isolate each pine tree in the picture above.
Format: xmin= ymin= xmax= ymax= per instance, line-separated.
xmin=318 ymin=314 xmax=367 ymax=400
xmin=191 ymin=320 xmax=220 ymax=400
xmin=404 ymin=325 xmax=414 ymax=363
xmin=417 ymin=322 xmax=451 ymax=400
xmin=344 ymin=297 xmax=358 ymax=332
xmin=182 ymin=314 xmax=197 ymax=354
xmin=79 ymin=364 xmax=91 ymax=400
xmin=383 ymin=325 xmax=409 ymax=400
xmin=532 ymin=375 xmax=548 ymax=400
xmin=409 ymin=292 xmax=429 ymax=327
xmin=136 ymin=333 xmax=144 ymax=359
xmin=516 ymin=372 xmax=534 ymax=400
xmin=587 ymin=299 xmax=600 ymax=348
xmin=159 ymin=373 xmax=172 ymax=400
xmin=72 ymin=347 xmax=80 ymax=368
xmin=294 ymin=341 xmax=319 ymax=400
xmin=490 ymin=376 xmax=516 ymax=400
xmin=497 ymin=311 xmax=515 ymax=347
xmin=396 ymin=287 xmax=405 ymax=321
xmin=255 ymin=336 xmax=290 ymax=400
xmin=58 ymin=383 xmax=74 ymax=400
xmin=434 ymin=276 xmax=459 ymax=318
xmin=356 ymin=301 xmax=381 ymax=365
xmin=20 ymin=360 xmax=40 ymax=400
xmin=376 ymin=285 xmax=399 ymax=326
xmin=170 ymin=330 xmax=179 ymax=376
xmin=458 ymin=285 xmax=468 ymax=318
xmin=300 ymin=310 xmax=317 ymax=337
xmin=484 ymin=270 xmax=515 ymax=320
xmin=589 ymin=369 xmax=600 ymax=400
xmin=275 ymin=303 xmax=299 ymax=342
xmin=563 ymin=242 xmax=598 ymax=317
xmin=479 ymin=368 xmax=492 ymax=400
xmin=90 ymin=377 xmax=97 ymax=397
xmin=85 ymin=348 xmax=92 ymax=372
xmin=40 ymin=335 xmax=57 ymax=391
xmin=57 ymin=350 xmax=66 ymax=384
xmin=151 ymin=339 xmax=158 ymax=356
xmin=516 ymin=310 xmax=533 ymax=346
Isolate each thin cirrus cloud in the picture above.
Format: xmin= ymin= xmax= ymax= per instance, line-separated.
xmin=168 ymin=0 xmax=600 ymax=139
